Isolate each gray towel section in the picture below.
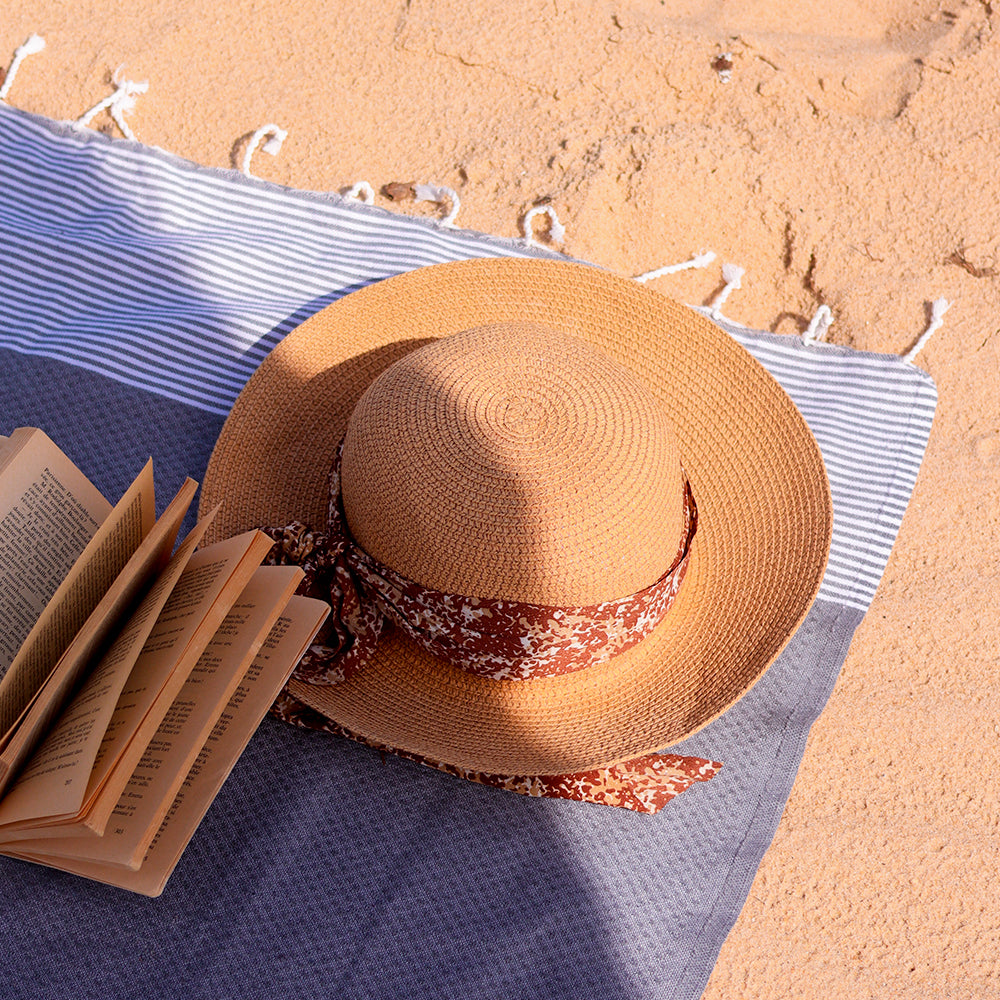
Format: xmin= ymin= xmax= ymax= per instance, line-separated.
xmin=0 ymin=106 xmax=935 ymax=999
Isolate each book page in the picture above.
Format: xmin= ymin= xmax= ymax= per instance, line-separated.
xmin=74 ymin=530 xmax=276 ymax=836
xmin=0 ymin=479 xmax=198 ymax=794
xmin=0 ymin=515 xmax=216 ymax=830
xmin=0 ymin=429 xmax=111 ymax=717
xmin=12 ymin=566 xmax=305 ymax=865
xmin=3 ymin=596 xmax=330 ymax=895
xmin=0 ymin=459 xmax=156 ymax=738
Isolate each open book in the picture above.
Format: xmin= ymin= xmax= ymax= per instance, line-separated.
xmin=0 ymin=428 xmax=329 ymax=895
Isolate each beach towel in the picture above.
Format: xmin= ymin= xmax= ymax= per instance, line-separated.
xmin=0 ymin=104 xmax=936 ymax=1000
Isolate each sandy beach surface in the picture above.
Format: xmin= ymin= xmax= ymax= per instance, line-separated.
xmin=4 ymin=2 xmax=999 ymax=995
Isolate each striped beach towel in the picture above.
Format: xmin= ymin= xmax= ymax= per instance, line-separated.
xmin=0 ymin=104 xmax=935 ymax=1000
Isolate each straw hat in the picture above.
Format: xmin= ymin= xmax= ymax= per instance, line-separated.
xmin=201 ymin=257 xmax=831 ymax=775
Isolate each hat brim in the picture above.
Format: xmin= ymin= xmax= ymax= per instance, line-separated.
xmin=201 ymin=258 xmax=832 ymax=775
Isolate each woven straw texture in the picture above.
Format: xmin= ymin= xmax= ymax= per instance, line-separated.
xmin=341 ymin=321 xmax=685 ymax=604
xmin=201 ymin=257 xmax=832 ymax=775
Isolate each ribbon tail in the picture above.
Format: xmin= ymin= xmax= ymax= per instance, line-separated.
xmin=453 ymin=753 xmax=723 ymax=813
xmin=270 ymin=689 xmax=354 ymax=734
xmin=266 ymin=699 xmax=724 ymax=815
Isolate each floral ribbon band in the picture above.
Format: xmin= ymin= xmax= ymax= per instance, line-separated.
xmin=272 ymin=690 xmax=722 ymax=815
xmin=263 ymin=440 xmax=698 ymax=685
xmin=261 ymin=440 xmax=719 ymax=813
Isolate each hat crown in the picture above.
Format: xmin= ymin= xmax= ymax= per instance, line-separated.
xmin=340 ymin=321 xmax=685 ymax=605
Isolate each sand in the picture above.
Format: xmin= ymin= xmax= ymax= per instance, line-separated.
xmin=3 ymin=2 xmax=999 ymax=995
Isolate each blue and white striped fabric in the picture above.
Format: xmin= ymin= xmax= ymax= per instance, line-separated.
xmin=0 ymin=103 xmax=935 ymax=1000
xmin=0 ymin=106 xmax=936 ymax=615
xmin=0 ymin=105 xmax=544 ymax=413
xmin=718 ymin=321 xmax=936 ymax=609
